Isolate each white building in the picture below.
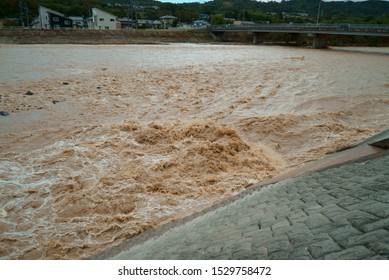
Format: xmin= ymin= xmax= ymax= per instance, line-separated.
xmin=32 ymin=6 xmax=72 ymax=29
xmin=90 ymin=8 xmax=119 ymax=30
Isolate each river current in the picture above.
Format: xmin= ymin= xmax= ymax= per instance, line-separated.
xmin=0 ymin=44 xmax=388 ymax=259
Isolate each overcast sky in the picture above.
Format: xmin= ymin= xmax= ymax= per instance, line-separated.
xmin=158 ymin=0 xmax=388 ymax=4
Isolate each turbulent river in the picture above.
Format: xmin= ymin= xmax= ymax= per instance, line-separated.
xmin=0 ymin=44 xmax=388 ymax=259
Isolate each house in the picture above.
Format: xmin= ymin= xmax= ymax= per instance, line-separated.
xmin=117 ymin=17 xmax=136 ymax=29
xmin=69 ymin=16 xmax=88 ymax=29
xmin=194 ymin=20 xmax=209 ymax=28
xmin=32 ymin=6 xmax=72 ymax=29
xmin=90 ymin=8 xmax=119 ymax=30
xmin=160 ymin=15 xmax=177 ymax=29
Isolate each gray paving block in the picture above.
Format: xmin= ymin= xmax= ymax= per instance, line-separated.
xmin=249 ymin=209 xmax=266 ymax=221
xmin=288 ymin=247 xmax=313 ymax=260
xmin=269 ymin=250 xmax=290 ymax=260
xmin=288 ymin=199 xmax=305 ymax=212
xmin=266 ymin=237 xmax=291 ymax=254
xmin=302 ymin=201 xmax=323 ymax=215
xmin=336 ymin=196 xmax=362 ymax=208
xmin=346 ymin=229 xmax=389 ymax=247
xmin=360 ymin=217 xmax=389 ymax=232
xmin=223 ymin=241 xmax=252 ymax=254
xmin=271 ymin=219 xmax=290 ymax=231
xmin=205 ymin=244 xmax=222 ymax=255
xmin=367 ymin=190 xmax=389 ymax=204
xmin=231 ymin=250 xmax=257 ymax=260
xmin=316 ymin=194 xmax=338 ymax=206
xmin=329 ymin=225 xmax=363 ymax=247
xmin=368 ymin=241 xmax=389 ymax=255
xmin=250 ymin=246 xmax=269 ymax=260
xmin=360 ymin=202 xmax=389 ymax=218
xmin=259 ymin=215 xmax=277 ymax=228
xmin=324 ymin=246 xmax=373 ymax=260
xmin=308 ymin=239 xmax=342 ymax=259
xmin=321 ymin=204 xmax=348 ymax=221
xmin=345 ymin=209 xmax=380 ymax=228
xmin=365 ymin=180 xmax=388 ymax=191
xmin=304 ymin=213 xmax=331 ymax=229
xmin=311 ymin=223 xmax=342 ymax=235
xmin=366 ymin=255 xmax=389 ymax=260
xmin=288 ymin=210 xmax=308 ymax=225
xmin=327 ymin=189 xmax=349 ymax=199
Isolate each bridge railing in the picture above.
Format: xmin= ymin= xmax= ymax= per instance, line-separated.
xmin=209 ymin=23 xmax=389 ymax=34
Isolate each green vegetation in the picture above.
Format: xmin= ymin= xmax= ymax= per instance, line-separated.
xmin=1 ymin=0 xmax=389 ymax=27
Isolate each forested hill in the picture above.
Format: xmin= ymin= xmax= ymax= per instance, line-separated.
xmin=1 ymin=0 xmax=389 ymax=24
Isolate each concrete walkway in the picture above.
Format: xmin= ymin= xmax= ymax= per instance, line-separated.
xmin=92 ymin=133 xmax=389 ymax=260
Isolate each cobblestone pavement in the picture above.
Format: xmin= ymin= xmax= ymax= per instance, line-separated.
xmin=105 ymin=152 xmax=389 ymax=260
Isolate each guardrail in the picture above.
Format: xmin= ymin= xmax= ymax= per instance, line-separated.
xmin=208 ymin=23 xmax=389 ymax=34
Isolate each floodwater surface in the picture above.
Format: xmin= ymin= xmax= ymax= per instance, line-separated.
xmin=0 ymin=44 xmax=388 ymax=259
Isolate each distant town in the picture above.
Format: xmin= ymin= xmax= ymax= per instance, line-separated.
xmin=1 ymin=0 xmax=388 ymax=30
xmin=31 ymin=6 xmax=185 ymax=30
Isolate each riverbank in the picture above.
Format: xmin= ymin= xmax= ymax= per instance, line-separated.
xmin=0 ymin=28 xmax=215 ymax=44
xmin=1 ymin=28 xmax=388 ymax=46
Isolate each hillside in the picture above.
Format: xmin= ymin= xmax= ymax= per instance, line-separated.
xmin=1 ymin=0 xmax=389 ymax=25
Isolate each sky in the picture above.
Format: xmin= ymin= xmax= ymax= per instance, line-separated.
xmin=157 ymin=0 xmax=387 ymax=4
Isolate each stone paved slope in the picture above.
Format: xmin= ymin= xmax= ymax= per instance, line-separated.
xmin=108 ymin=152 xmax=389 ymax=260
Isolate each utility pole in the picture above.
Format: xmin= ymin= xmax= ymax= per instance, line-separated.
xmin=316 ymin=0 xmax=322 ymax=26
xmin=25 ymin=3 xmax=29 ymax=28
xmin=19 ymin=1 xmax=25 ymax=27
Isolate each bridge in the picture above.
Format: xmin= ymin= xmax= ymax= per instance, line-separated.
xmin=208 ymin=24 xmax=389 ymax=48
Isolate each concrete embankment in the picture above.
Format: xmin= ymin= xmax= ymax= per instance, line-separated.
xmin=0 ymin=28 xmax=216 ymax=44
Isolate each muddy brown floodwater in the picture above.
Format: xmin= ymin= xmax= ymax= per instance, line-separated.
xmin=0 ymin=44 xmax=388 ymax=259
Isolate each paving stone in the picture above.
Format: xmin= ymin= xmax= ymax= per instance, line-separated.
xmin=346 ymin=229 xmax=389 ymax=247
xmin=205 ymin=244 xmax=222 ymax=255
xmin=300 ymin=194 xmax=318 ymax=203
xmin=329 ymin=225 xmax=363 ymax=247
xmin=249 ymin=209 xmax=266 ymax=221
xmin=316 ymin=194 xmax=338 ymax=206
xmin=366 ymin=255 xmax=389 ymax=260
xmin=308 ymin=239 xmax=342 ymax=259
xmin=288 ymin=199 xmax=305 ymax=212
xmin=288 ymin=211 xmax=308 ymax=225
xmin=274 ymin=205 xmax=294 ymax=219
xmin=365 ymin=180 xmax=388 ymax=191
xmin=302 ymin=201 xmax=323 ymax=215
xmin=360 ymin=202 xmax=389 ymax=218
xmin=250 ymin=246 xmax=269 ymax=260
xmin=288 ymin=247 xmax=312 ymax=260
xmin=336 ymin=196 xmax=362 ymax=208
xmin=259 ymin=215 xmax=277 ymax=228
xmin=287 ymin=223 xmax=330 ymax=247
xmin=348 ymin=187 xmax=378 ymax=199
xmin=311 ymin=223 xmax=343 ymax=235
xmin=367 ymin=190 xmax=389 ymax=204
xmin=223 ymin=241 xmax=252 ymax=254
xmin=345 ymin=209 xmax=380 ymax=228
xmin=321 ymin=204 xmax=348 ymax=220
xmin=304 ymin=213 xmax=331 ymax=229
xmin=327 ymin=189 xmax=349 ymax=199
xmin=268 ymin=250 xmax=290 ymax=260
xmin=324 ymin=246 xmax=373 ymax=260
xmin=368 ymin=241 xmax=389 ymax=255
xmin=360 ymin=217 xmax=389 ymax=232
xmin=271 ymin=219 xmax=290 ymax=231
xmin=266 ymin=237 xmax=291 ymax=254
xmin=236 ymin=216 xmax=255 ymax=227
